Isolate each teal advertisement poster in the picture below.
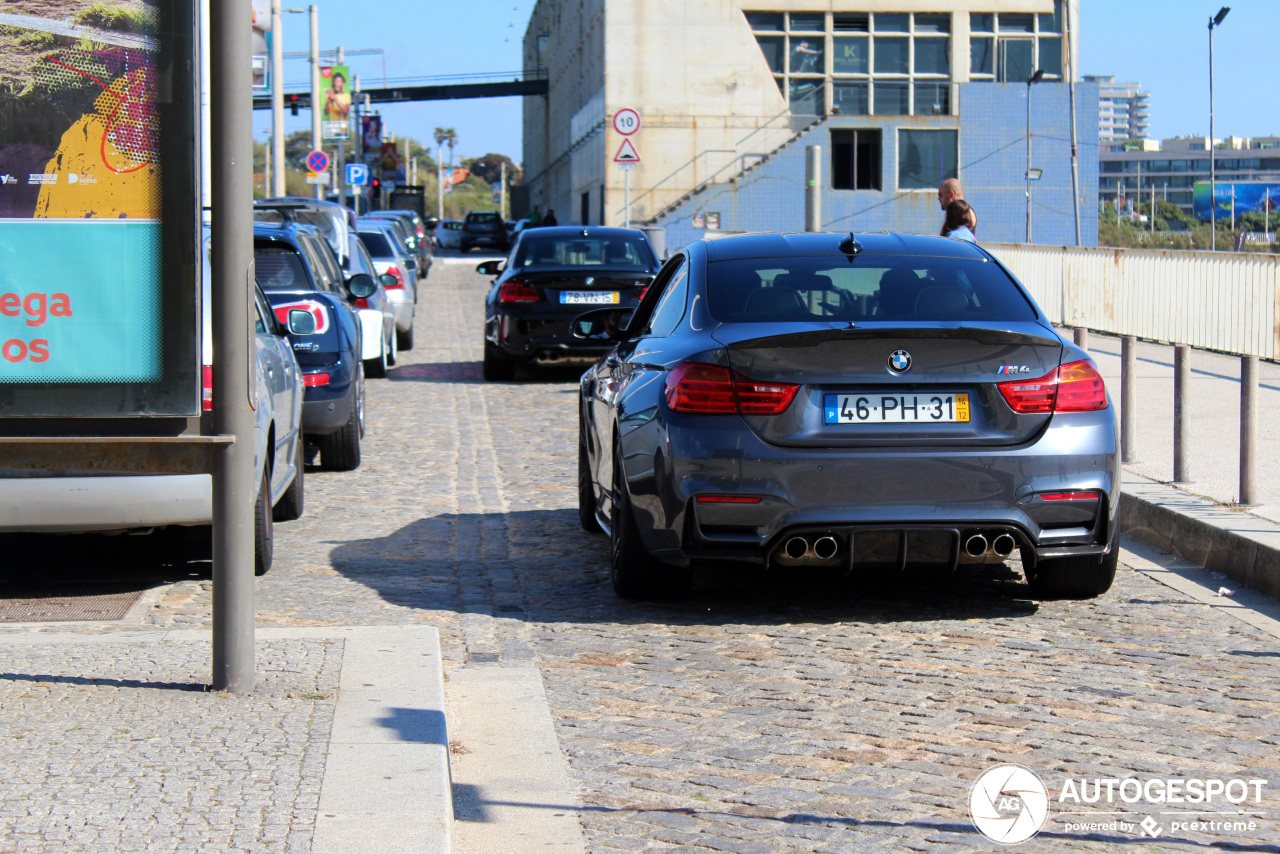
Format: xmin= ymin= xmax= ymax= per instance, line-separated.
xmin=1193 ymin=182 xmax=1280 ymax=222
xmin=0 ymin=221 xmax=161 ymax=383
xmin=0 ymin=0 xmax=197 ymax=413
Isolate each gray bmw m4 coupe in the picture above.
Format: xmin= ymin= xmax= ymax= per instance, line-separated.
xmin=575 ymin=232 xmax=1120 ymax=601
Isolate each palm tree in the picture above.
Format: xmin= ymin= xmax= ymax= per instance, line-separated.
xmin=433 ymin=126 xmax=458 ymax=167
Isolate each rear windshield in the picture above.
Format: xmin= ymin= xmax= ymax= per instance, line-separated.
xmin=466 ymin=212 xmax=501 ymax=223
xmin=357 ymin=231 xmax=395 ymax=258
xmin=513 ymin=236 xmax=655 ymax=269
xmin=707 ymin=256 xmax=1038 ymax=324
xmin=255 ymin=246 xmax=312 ymax=291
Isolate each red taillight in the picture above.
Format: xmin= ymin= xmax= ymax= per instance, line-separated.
xmin=665 ymin=362 xmax=799 ymax=416
xmin=384 ymin=266 xmax=405 ymax=289
xmin=1054 ymin=359 xmax=1108 ymax=411
xmin=695 ymin=495 xmax=764 ymax=504
xmin=303 ymin=371 xmax=331 ymax=387
xmin=638 ymin=286 xmax=650 ymax=300
xmin=997 ymin=359 xmax=1107 ymax=414
xmin=202 ymin=365 xmax=213 ymax=412
xmin=1041 ymin=491 xmax=1101 ymax=501
xmin=353 ymin=297 xmax=370 ymax=309
xmin=498 ymin=280 xmax=539 ymax=304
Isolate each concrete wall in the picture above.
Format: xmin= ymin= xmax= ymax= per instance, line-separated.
xmin=652 ymin=82 xmax=1099 ymax=250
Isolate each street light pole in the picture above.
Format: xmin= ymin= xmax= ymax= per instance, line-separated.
xmin=270 ymin=0 xmax=284 ymax=197
xmin=1025 ymin=69 xmax=1044 ymax=244
xmin=1209 ymin=7 xmax=1230 ymax=251
xmin=309 ymin=4 xmax=321 ymax=200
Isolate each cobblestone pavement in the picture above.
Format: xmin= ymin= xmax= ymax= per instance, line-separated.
xmin=4 ymin=253 xmax=1280 ymax=852
xmin=0 ymin=638 xmax=339 ymax=853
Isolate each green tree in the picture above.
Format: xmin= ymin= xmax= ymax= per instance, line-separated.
xmin=433 ymin=126 xmax=458 ymax=166
xmin=467 ymin=153 xmax=520 ymax=186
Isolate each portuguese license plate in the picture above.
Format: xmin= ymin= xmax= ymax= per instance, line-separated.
xmin=824 ymin=393 xmax=970 ymax=424
xmin=560 ymin=291 xmax=619 ymax=305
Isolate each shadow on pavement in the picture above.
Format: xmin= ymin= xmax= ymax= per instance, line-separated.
xmin=0 ymin=529 xmax=213 ymax=592
xmin=389 ymin=360 xmax=585 ymax=386
xmin=328 ymin=509 xmax=1040 ymax=626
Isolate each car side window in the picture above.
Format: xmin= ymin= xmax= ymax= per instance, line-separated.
xmin=627 ymin=254 xmax=685 ymax=334
xmin=297 ymin=237 xmax=330 ymax=291
xmin=314 ymin=238 xmax=345 ymax=286
xmin=644 ymin=263 xmax=689 ymax=338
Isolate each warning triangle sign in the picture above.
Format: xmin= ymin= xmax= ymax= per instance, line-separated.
xmin=614 ymin=138 xmax=641 ymax=163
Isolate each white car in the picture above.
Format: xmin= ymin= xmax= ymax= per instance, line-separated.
xmin=435 ymin=219 xmax=465 ymax=249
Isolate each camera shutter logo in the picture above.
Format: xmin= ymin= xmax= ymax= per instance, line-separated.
xmin=970 ymin=766 xmax=1050 ymax=844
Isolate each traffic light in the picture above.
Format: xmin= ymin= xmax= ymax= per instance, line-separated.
xmin=289 ymin=94 xmax=299 ymax=116
xmin=370 ymin=177 xmax=381 ymax=200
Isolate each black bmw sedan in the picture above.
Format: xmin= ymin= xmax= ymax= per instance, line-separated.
xmin=575 ymin=231 xmax=1120 ymax=602
xmin=479 ymin=226 xmax=660 ymax=380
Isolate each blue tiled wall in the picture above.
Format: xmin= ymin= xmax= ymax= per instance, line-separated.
xmin=657 ymin=82 xmax=1100 ymax=251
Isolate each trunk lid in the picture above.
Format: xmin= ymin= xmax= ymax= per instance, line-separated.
xmin=712 ymin=321 xmax=1064 ymax=448
xmin=506 ymin=268 xmax=654 ymax=308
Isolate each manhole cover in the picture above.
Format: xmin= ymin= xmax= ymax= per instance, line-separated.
xmin=0 ymin=590 xmax=144 ymax=623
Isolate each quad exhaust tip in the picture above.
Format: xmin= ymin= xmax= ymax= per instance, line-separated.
xmin=964 ymin=534 xmax=988 ymax=557
xmin=992 ymin=533 xmax=1016 ymax=557
xmin=813 ymin=536 xmax=838 ymax=560
xmin=784 ymin=536 xmax=808 ymax=560
xmin=782 ymin=534 xmax=840 ymax=562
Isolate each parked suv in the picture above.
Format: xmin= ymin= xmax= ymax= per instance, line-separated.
xmin=255 ymin=221 xmax=367 ymax=471
xmin=461 ymin=210 xmax=508 ymax=253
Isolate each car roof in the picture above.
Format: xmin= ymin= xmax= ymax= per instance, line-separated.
xmin=700 ymin=231 xmax=988 ymax=262
xmin=253 ymin=221 xmax=319 ymax=242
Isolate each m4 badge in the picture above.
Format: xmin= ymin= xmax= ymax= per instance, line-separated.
xmin=997 ymin=365 xmax=1031 ymax=375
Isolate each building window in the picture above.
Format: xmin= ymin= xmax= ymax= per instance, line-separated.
xmin=747 ymin=11 xmax=952 ymax=116
xmin=898 ymin=129 xmax=957 ymax=190
xmin=969 ymin=2 xmax=1065 ymax=82
xmin=832 ymin=129 xmax=882 ymax=190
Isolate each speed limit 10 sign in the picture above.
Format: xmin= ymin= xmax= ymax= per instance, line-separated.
xmin=613 ymin=108 xmax=641 ymax=136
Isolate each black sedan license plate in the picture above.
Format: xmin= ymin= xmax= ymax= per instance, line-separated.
xmin=824 ymin=393 xmax=970 ymax=424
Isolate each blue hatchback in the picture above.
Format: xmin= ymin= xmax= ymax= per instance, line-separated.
xmin=254 ymin=222 xmax=366 ymax=471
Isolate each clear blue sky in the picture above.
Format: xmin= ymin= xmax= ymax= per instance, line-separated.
xmin=254 ymin=0 xmax=1280 ymax=164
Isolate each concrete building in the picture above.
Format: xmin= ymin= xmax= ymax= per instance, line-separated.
xmin=1083 ymin=74 xmax=1149 ymax=141
xmin=1099 ymin=136 xmax=1280 ymax=216
xmin=522 ymin=0 xmax=1098 ymax=247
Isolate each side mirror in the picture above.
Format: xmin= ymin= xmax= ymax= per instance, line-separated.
xmin=346 ymin=273 xmax=377 ymax=299
xmin=404 ymin=258 xmax=417 ymax=272
xmin=379 ymin=273 xmax=398 ymax=289
xmin=571 ymin=307 xmax=633 ymax=341
xmin=476 ymin=259 xmax=504 ymax=276
xmin=287 ymin=308 xmax=318 ymax=335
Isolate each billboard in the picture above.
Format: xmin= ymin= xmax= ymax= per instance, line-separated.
xmin=251 ymin=0 xmax=270 ymax=91
xmin=0 ymin=1 xmax=198 ymax=415
xmin=320 ymin=65 xmax=350 ymax=140
xmin=1193 ymin=182 xmax=1280 ymax=221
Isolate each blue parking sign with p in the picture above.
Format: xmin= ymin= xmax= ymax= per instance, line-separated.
xmin=346 ymin=163 xmax=369 ymax=186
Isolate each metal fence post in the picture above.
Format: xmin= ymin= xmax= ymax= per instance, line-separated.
xmin=1240 ymin=355 xmax=1258 ymax=505
xmin=805 ymin=146 xmax=821 ymax=232
xmin=1121 ymin=336 xmax=1136 ymax=463
xmin=1073 ymin=327 xmax=1088 ymax=350
xmin=1173 ymin=344 xmax=1192 ymax=484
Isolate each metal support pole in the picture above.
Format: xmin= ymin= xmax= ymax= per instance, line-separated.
xmin=1121 ymin=336 xmax=1137 ymax=463
xmin=309 ymin=4 xmax=321 ymax=200
xmin=500 ymin=161 xmax=507 ymax=219
xmin=1073 ymin=326 xmax=1088 ymax=351
xmin=1240 ymin=355 xmax=1258 ymax=505
xmin=623 ymin=169 xmax=631 ymax=229
xmin=805 ymin=145 xmax=821 ymax=231
xmin=1025 ymin=82 xmax=1032 ymax=243
xmin=270 ymin=0 xmax=284 ymax=197
xmin=1065 ymin=0 xmax=1081 ymax=246
xmin=1173 ymin=344 xmax=1192 ymax=483
xmin=210 ymin=0 xmax=257 ymax=693
xmin=1209 ymin=17 xmax=1216 ymax=250
xmin=437 ymin=144 xmax=444 ymax=221
xmin=352 ymin=74 xmax=361 ymax=215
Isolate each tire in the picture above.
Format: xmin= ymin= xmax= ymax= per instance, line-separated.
xmin=254 ymin=468 xmax=274 ymax=576
xmin=386 ymin=327 xmax=397 ymax=367
xmin=396 ymin=323 xmax=414 ymax=351
xmin=578 ymin=424 xmax=601 ymax=533
xmin=319 ymin=380 xmax=362 ymax=471
xmin=364 ymin=335 xmax=388 ymax=379
xmin=1026 ymin=527 xmax=1119 ymax=600
xmin=272 ymin=437 xmax=305 ymax=522
xmin=610 ymin=447 xmax=690 ymax=599
xmin=483 ymin=341 xmax=515 ymax=382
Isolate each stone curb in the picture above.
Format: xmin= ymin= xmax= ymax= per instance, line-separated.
xmin=1120 ymin=470 xmax=1280 ymax=601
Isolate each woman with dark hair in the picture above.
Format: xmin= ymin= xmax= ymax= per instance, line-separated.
xmin=942 ymin=199 xmax=976 ymax=243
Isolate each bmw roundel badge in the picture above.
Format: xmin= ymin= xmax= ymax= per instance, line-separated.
xmin=585 ymin=277 xmax=595 ymax=286
xmin=888 ymin=350 xmax=912 ymax=373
